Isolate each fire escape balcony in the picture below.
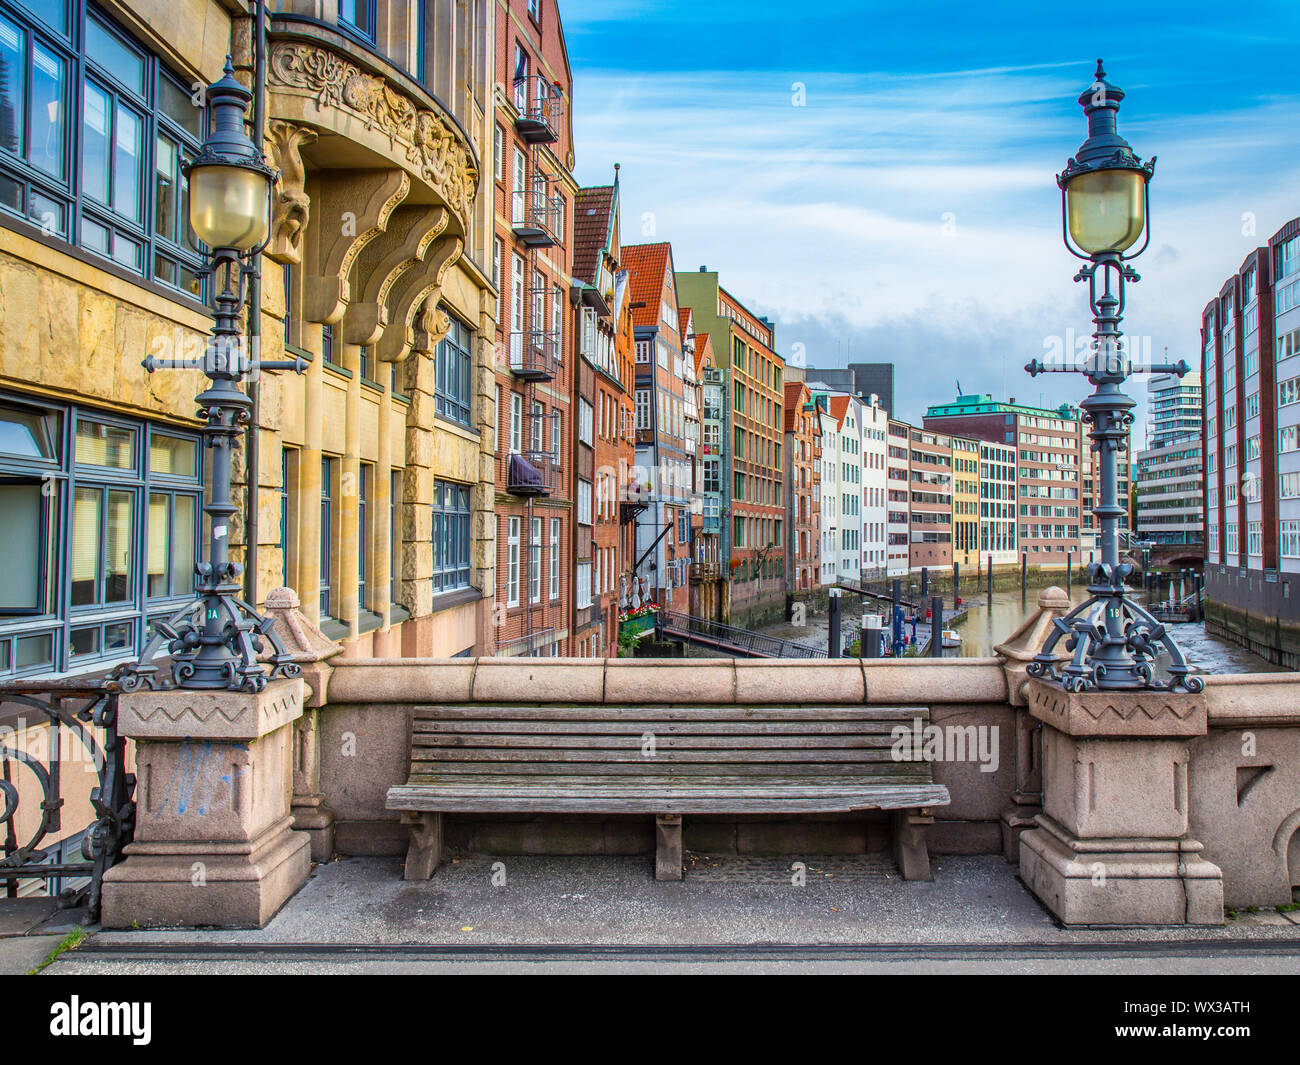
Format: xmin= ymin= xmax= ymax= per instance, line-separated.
xmin=513 ymin=75 xmax=563 ymax=144
xmin=507 ymin=450 xmax=559 ymax=497
xmin=511 ymin=188 xmax=561 ymax=247
xmin=509 ymin=328 xmax=560 ymax=380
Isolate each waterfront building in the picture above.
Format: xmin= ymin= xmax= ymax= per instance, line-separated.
xmin=572 ymin=176 xmax=635 ymax=655
xmin=907 ymin=426 xmax=954 ymax=572
xmin=1135 ymin=373 xmax=1203 ymax=548
xmin=783 ymin=381 xmax=822 ymax=591
xmin=925 ymin=394 xmax=1084 ymax=567
xmin=0 ymin=0 xmax=498 ymax=680
xmin=860 ymin=395 xmax=889 ymax=579
xmin=886 ymin=419 xmax=912 ymax=577
xmin=624 ymin=242 xmax=690 ymax=611
xmin=675 ymin=268 xmax=787 ymax=620
xmin=951 ymin=435 xmax=981 ymax=572
xmin=979 ymin=441 xmax=1019 ymax=566
xmin=819 ymin=401 xmax=841 ymax=585
xmin=1202 ymin=217 xmax=1300 ymax=665
xmin=492 ymin=0 xmax=575 ymax=656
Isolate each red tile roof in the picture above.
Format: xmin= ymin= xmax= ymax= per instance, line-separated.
xmin=827 ymin=394 xmax=851 ymax=429
xmin=573 ymin=185 xmax=615 ymax=285
xmin=621 ymin=243 xmax=672 ymax=329
xmin=783 ymin=381 xmax=810 ymax=433
xmin=692 ymin=332 xmax=713 ymax=375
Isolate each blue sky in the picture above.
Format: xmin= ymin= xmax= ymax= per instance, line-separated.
xmin=561 ymin=0 xmax=1300 ymax=432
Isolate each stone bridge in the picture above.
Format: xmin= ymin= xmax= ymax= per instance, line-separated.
xmin=100 ymin=589 xmax=1300 ymax=930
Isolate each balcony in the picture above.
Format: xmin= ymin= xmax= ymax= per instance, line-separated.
xmin=513 ymin=75 xmax=563 ymax=144
xmin=689 ymin=562 xmax=722 ymax=582
xmin=509 ymin=328 xmax=560 ymax=380
xmin=507 ymin=451 xmax=559 ymax=496
xmin=511 ymin=188 xmax=562 ymax=247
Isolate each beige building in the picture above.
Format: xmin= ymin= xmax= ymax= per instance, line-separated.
xmin=0 ymin=0 xmax=499 ymax=680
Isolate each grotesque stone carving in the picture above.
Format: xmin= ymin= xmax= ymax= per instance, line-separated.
xmin=265 ymin=121 xmax=317 ymax=265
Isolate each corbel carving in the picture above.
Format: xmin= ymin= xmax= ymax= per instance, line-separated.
xmin=303 ymin=168 xmax=409 ymax=324
xmin=413 ymin=302 xmax=453 ymax=353
xmin=376 ymin=232 xmax=464 ymax=363
xmin=343 ymin=205 xmax=450 ymax=346
xmin=264 ymin=121 xmax=317 ymax=265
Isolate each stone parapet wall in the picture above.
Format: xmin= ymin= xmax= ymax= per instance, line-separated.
xmin=311 ymin=653 xmax=1300 ymax=913
xmin=319 ymin=656 xmax=1013 ymax=858
xmin=1194 ymin=673 xmax=1300 ymax=907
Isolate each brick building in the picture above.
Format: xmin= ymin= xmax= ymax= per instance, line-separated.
xmin=676 ymin=269 xmax=786 ymax=615
xmin=886 ymin=419 xmax=912 ymax=577
xmin=783 ymin=381 xmax=822 ymax=591
xmin=571 ymin=174 xmax=635 ymax=656
xmin=623 ymin=242 xmax=691 ymax=610
xmin=491 ymin=0 xmax=576 ymax=655
xmin=925 ymin=394 xmax=1084 ymax=568
xmin=908 ymin=426 xmax=953 ymax=571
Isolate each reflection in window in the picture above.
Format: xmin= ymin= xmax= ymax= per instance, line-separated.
xmin=0 ymin=481 xmax=54 ymax=613
xmin=339 ymin=0 xmax=376 ymax=41
xmin=76 ymin=419 xmax=134 ymax=468
xmin=147 ymin=491 xmax=196 ymax=598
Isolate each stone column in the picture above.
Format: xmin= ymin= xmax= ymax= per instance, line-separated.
xmin=100 ymin=678 xmax=311 ymax=929
xmin=1017 ymin=677 xmax=1224 ymax=926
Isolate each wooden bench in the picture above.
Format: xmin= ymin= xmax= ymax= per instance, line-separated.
xmin=386 ymin=703 xmax=950 ymax=881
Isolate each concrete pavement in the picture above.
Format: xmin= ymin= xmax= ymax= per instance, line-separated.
xmin=30 ymin=853 xmax=1300 ymax=974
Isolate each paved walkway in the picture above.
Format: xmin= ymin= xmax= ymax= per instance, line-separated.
xmin=27 ymin=853 xmax=1300 ymax=974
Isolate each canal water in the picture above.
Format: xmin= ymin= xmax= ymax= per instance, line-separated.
xmin=745 ymin=587 xmax=1278 ymax=677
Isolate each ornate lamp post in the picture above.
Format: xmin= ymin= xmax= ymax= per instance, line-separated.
xmin=118 ymin=60 xmax=304 ymax=693
xmin=1024 ymin=61 xmax=1201 ymax=694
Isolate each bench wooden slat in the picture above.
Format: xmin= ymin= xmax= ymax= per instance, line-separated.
xmin=413 ymin=734 xmax=909 ymax=750
xmin=402 ymin=760 xmax=932 ymax=776
xmin=411 ymin=747 xmax=920 ymax=764
xmin=387 ymin=781 xmax=950 ymax=815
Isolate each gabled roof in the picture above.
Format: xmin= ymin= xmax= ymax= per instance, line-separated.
xmin=573 ymin=184 xmax=616 ymax=285
xmin=827 ymin=394 xmax=851 ymax=429
xmin=782 ymin=381 xmax=810 ymax=433
xmin=692 ymin=332 xmax=713 ymax=374
xmin=622 ymin=243 xmax=674 ymax=329
xmin=679 ymin=306 xmax=693 ymax=338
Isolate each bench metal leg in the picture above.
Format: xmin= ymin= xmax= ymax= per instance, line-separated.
xmin=655 ymin=814 xmax=683 ymax=881
xmin=891 ymin=809 xmax=935 ymax=882
xmin=401 ymin=811 xmax=443 ymax=880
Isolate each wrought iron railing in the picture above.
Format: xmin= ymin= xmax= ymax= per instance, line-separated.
xmin=658 ymin=611 xmax=827 ymax=659
xmin=0 ymin=681 xmax=135 ymax=921
xmin=509 ymin=327 xmax=560 ymax=379
xmin=513 ymin=75 xmax=563 ymax=142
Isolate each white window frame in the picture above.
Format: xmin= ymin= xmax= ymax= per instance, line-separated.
xmin=506 ymin=517 xmax=520 ymax=607
xmin=549 ymin=517 xmax=560 ymax=599
xmin=530 ymin=516 xmax=542 ymax=603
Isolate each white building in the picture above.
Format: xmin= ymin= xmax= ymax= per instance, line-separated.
xmin=980 ymin=440 xmax=1018 ymax=566
xmin=860 ymin=395 xmax=889 ymax=579
xmin=817 ymin=403 xmax=839 ymax=585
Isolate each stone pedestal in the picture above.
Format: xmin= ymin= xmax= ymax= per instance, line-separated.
xmin=101 ymin=678 xmax=311 ymax=929
xmin=1017 ymin=678 xmax=1224 ymax=926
